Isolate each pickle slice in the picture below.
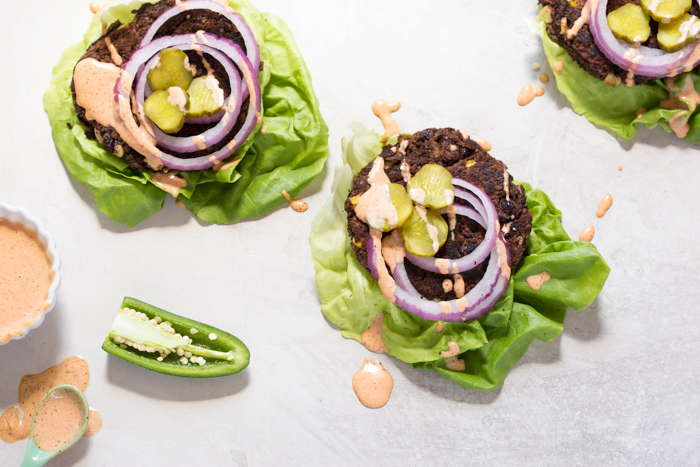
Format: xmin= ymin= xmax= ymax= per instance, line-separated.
xmin=640 ymin=0 xmax=691 ymax=23
xmin=406 ymin=164 xmax=455 ymax=210
xmin=186 ymin=76 xmax=225 ymax=118
xmin=658 ymin=13 xmax=700 ymax=52
xmin=608 ymin=4 xmax=651 ymax=44
xmin=147 ymin=50 xmax=194 ymax=91
xmin=144 ymin=89 xmax=187 ymax=134
xmin=389 ymin=184 xmax=413 ymax=228
xmin=400 ymin=207 xmax=448 ymax=257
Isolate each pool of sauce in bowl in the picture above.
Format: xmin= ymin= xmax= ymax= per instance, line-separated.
xmin=32 ymin=388 xmax=86 ymax=452
xmin=0 ymin=357 xmax=101 ymax=444
xmin=352 ymin=359 xmax=394 ymax=409
xmin=0 ymin=218 xmax=53 ymax=343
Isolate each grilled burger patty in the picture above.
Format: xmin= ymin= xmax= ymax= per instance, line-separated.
xmin=71 ymin=0 xmax=259 ymax=172
xmin=345 ymin=128 xmax=533 ymax=302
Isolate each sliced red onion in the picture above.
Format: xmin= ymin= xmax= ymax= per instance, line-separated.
xmin=589 ymin=0 xmax=700 ymax=77
xmin=454 ymin=187 xmax=487 ymax=221
xmin=186 ymin=108 xmax=225 ymax=124
xmin=116 ymin=33 xmax=261 ymax=170
xmin=404 ymin=178 xmax=499 ymax=274
xmin=140 ymin=0 xmax=260 ymax=71
xmin=369 ymin=231 xmax=511 ymax=323
xmin=134 ymin=42 xmax=243 ymax=153
xmin=438 ymin=204 xmax=485 ymax=228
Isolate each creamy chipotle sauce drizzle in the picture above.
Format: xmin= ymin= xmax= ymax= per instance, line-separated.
xmin=439 ymin=341 xmax=461 ymax=358
xmin=152 ymin=172 xmax=187 ymax=197
xmin=212 ymin=156 xmax=241 ymax=172
xmin=74 ymin=59 xmax=162 ymax=168
xmin=442 ymin=279 xmax=453 ymax=293
xmin=567 ymin=0 xmax=591 ymax=39
xmin=661 ymin=75 xmax=700 ymax=138
xmin=0 ymin=357 xmax=101 ymax=444
xmin=361 ymin=313 xmax=389 ymax=354
xmin=372 ymin=100 xmax=401 ymax=137
xmin=527 ymin=271 xmax=551 ymax=291
xmin=596 ymin=194 xmax=613 ymax=218
xmin=554 ymin=60 xmax=565 ymax=74
xmin=352 ymin=359 xmax=394 ymax=409
xmin=0 ymin=218 xmax=53 ymax=343
xmin=579 ymin=225 xmax=595 ymax=242
xmin=453 ymin=274 xmax=465 ymax=299
xmin=281 ymin=190 xmax=309 ymax=213
xmin=104 ymin=37 xmax=123 ymax=66
xmin=445 ymin=357 xmax=466 ymax=371
xmin=473 ymin=137 xmax=492 ymax=151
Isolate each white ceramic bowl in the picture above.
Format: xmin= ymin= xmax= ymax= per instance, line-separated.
xmin=0 ymin=203 xmax=61 ymax=346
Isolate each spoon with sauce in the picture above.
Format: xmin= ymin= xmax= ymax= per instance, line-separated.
xmin=20 ymin=385 xmax=89 ymax=467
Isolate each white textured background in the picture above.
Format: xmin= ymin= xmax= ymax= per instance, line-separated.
xmin=1 ymin=1 xmax=699 ymax=465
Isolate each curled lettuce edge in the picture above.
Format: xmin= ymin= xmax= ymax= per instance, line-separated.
xmin=538 ymin=17 xmax=700 ymax=144
xmin=43 ymin=0 xmax=328 ymax=227
xmin=310 ymin=122 xmax=610 ymax=391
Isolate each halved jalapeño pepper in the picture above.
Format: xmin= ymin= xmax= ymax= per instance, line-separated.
xmin=102 ymin=297 xmax=250 ymax=378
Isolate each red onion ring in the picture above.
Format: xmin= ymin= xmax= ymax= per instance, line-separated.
xmin=589 ymin=0 xmax=700 ymax=77
xmin=140 ymin=0 xmax=260 ymax=72
xmin=404 ymin=178 xmax=499 ymax=274
xmin=368 ymin=231 xmax=511 ymax=323
xmin=185 ymin=108 xmax=225 ymax=124
xmin=116 ymin=33 xmax=261 ymax=170
xmin=134 ymin=41 xmax=243 ymax=153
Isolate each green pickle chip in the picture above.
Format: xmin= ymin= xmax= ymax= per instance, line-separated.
xmin=147 ymin=49 xmax=194 ymax=91
xmin=658 ymin=13 xmax=700 ymax=52
xmin=406 ymin=164 xmax=455 ymax=210
xmin=144 ymin=89 xmax=187 ymax=134
xmin=400 ymin=207 xmax=448 ymax=257
xmin=608 ymin=4 xmax=651 ymax=44
xmin=640 ymin=0 xmax=692 ymax=23
xmin=187 ymin=76 xmax=225 ymax=118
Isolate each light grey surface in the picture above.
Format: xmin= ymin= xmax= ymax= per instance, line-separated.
xmin=1 ymin=1 xmax=699 ymax=466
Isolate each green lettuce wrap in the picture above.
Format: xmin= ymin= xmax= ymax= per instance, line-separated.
xmin=44 ymin=0 xmax=328 ymax=226
xmin=538 ymin=19 xmax=700 ymax=143
xmin=310 ymin=122 xmax=610 ymax=390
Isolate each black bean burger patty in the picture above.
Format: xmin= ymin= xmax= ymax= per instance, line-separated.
xmin=538 ymin=0 xmax=663 ymax=85
xmin=345 ymin=128 xmax=532 ymax=302
xmin=71 ymin=0 xmax=260 ymax=172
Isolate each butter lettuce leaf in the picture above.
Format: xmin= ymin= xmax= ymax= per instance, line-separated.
xmin=539 ymin=20 xmax=700 ymax=144
xmin=310 ymin=123 xmax=610 ymax=390
xmin=43 ymin=0 xmax=327 ymax=226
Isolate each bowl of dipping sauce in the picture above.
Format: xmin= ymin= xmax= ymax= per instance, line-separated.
xmin=0 ymin=203 xmax=61 ymax=345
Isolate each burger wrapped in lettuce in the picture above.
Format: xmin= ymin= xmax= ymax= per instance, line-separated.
xmin=44 ymin=0 xmax=328 ymax=226
xmin=310 ymin=119 xmax=610 ymax=390
xmin=538 ymin=0 xmax=700 ymax=143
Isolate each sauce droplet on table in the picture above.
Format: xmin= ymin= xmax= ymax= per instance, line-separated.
xmin=579 ymin=225 xmax=595 ymax=242
xmin=281 ymin=190 xmax=308 ymax=213
xmin=372 ymin=100 xmax=401 ymax=137
xmin=596 ymin=194 xmax=613 ymax=218
xmin=352 ymin=359 xmax=394 ymax=409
